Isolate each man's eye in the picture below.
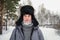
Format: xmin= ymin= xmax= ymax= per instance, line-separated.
xmin=24 ymin=16 xmax=27 ymax=17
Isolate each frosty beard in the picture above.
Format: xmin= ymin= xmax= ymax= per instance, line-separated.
xmin=23 ymin=21 xmax=32 ymax=25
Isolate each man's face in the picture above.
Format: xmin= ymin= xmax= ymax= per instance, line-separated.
xmin=23 ymin=14 xmax=32 ymax=23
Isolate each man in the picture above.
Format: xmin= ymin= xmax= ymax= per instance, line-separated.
xmin=10 ymin=5 xmax=44 ymax=40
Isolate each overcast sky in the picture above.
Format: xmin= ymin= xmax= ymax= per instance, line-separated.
xmin=20 ymin=0 xmax=60 ymax=15
xmin=31 ymin=0 xmax=60 ymax=12
xmin=31 ymin=0 xmax=60 ymax=15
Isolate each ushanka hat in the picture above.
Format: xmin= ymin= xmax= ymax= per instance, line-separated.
xmin=16 ymin=5 xmax=39 ymax=27
xmin=20 ymin=5 xmax=34 ymax=16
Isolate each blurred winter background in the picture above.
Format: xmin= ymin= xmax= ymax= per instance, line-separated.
xmin=0 ymin=0 xmax=60 ymax=40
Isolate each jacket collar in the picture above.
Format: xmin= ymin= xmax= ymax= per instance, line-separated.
xmin=16 ymin=25 xmax=39 ymax=30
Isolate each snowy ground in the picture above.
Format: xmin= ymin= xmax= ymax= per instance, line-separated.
xmin=39 ymin=27 xmax=60 ymax=40
xmin=0 ymin=26 xmax=15 ymax=40
xmin=0 ymin=26 xmax=60 ymax=40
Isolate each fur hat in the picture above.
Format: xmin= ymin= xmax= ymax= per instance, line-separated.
xmin=20 ymin=5 xmax=34 ymax=16
xmin=16 ymin=5 xmax=39 ymax=27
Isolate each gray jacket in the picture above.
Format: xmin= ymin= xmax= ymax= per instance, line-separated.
xmin=10 ymin=25 xmax=44 ymax=40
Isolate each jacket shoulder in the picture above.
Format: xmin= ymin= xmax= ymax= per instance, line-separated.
xmin=37 ymin=27 xmax=44 ymax=40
